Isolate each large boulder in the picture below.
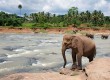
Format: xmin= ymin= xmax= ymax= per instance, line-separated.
xmin=84 ymin=58 xmax=110 ymax=80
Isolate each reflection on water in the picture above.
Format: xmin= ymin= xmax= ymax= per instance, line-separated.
xmin=0 ymin=33 xmax=110 ymax=77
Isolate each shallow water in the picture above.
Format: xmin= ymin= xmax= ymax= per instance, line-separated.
xmin=0 ymin=33 xmax=110 ymax=77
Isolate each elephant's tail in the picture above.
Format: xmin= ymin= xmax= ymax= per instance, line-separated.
xmin=93 ymin=46 xmax=96 ymax=58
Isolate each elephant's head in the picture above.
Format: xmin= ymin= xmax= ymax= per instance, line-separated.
xmin=62 ymin=35 xmax=73 ymax=49
xmin=62 ymin=35 xmax=79 ymax=68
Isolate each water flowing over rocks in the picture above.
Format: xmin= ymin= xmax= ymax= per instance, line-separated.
xmin=0 ymin=58 xmax=110 ymax=80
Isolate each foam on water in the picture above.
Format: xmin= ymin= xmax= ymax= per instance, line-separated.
xmin=33 ymin=50 xmax=40 ymax=52
xmin=0 ymin=65 xmax=28 ymax=74
xmin=14 ymin=48 xmax=40 ymax=53
xmin=13 ymin=49 xmax=26 ymax=52
xmin=38 ymin=39 xmax=59 ymax=47
xmin=7 ymin=48 xmax=40 ymax=58
xmin=38 ymin=42 xmax=56 ymax=47
xmin=7 ymin=51 xmax=31 ymax=58
xmin=3 ymin=46 xmax=23 ymax=51
xmin=40 ymin=40 xmax=58 ymax=43
xmin=32 ymin=60 xmax=57 ymax=67
xmin=0 ymin=66 xmax=21 ymax=73
xmin=0 ymin=61 xmax=13 ymax=65
xmin=0 ymin=68 xmax=12 ymax=72
xmin=0 ymin=61 xmax=7 ymax=64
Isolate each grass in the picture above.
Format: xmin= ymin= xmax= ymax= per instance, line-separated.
xmin=64 ymin=30 xmax=75 ymax=34
xmin=22 ymin=22 xmax=35 ymax=28
xmin=38 ymin=29 xmax=47 ymax=33
xmin=22 ymin=22 xmax=67 ymax=29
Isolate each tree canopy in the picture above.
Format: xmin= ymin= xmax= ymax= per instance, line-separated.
xmin=0 ymin=7 xmax=110 ymax=29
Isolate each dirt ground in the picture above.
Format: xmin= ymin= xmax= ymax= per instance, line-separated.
xmin=0 ymin=27 xmax=110 ymax=34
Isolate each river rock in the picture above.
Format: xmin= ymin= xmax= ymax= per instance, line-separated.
xmin=59 ymin=68 xmax=73 ymax=75
xmin=59 ymin=68 xmax=83 ymax=76
xmin=84 ymin=58 xmax=110 ymax=80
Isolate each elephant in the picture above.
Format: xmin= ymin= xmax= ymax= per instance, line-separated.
xmin=61 ymin=34 xmax=96 ymax=70
xmin=101 ymin=34 xmax=109 ymax=39
xmin=85 ymin=33 xmax=94 ymax=39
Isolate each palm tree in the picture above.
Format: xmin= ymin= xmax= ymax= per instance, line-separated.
xmin=18 ymin=4 xmax=22 ymax=16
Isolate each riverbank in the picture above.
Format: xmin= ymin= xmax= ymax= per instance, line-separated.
xmin=0 ymin=27 xmax=110 ymax=34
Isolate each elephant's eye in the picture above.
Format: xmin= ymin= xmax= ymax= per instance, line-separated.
xmin=67 ymin=39 xmax=70 ymax=42
xmin=64 ymin=42 xmax=67 ymax=45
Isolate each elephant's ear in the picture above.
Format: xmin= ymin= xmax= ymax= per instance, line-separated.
xmin=71 ymin=37 xmax=78 ymax=48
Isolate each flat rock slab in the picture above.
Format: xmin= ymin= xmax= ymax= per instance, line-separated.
xmin=0 ymin=72 xmax=81 ymax=80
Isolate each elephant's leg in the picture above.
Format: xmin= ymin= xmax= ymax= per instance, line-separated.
xmin=71 ymin=50 xmax=77 ymax=70
xmin=88 ymin=52 xmax=95 ymax=62
xmin=89 ymin=58 xmax=93 ymax=62
xmin=77 ymin=54 xmax=82 ymax=70
xmin=88 ymin=56 xmax=93 ymax=62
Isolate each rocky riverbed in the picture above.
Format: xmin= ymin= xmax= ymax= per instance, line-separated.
xmin=0 ymin=58 xmax=110 ymax=80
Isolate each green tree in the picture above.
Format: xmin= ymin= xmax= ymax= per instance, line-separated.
xmin=91 ymin=10 xmax=104 ymax=26
xmin=24 ymin=13 xmax=28 ymax=22
xmin=68 ymin=7 xmax=78 ymax=17
xmin=67 ymin=7 xmax=78 ymax=25
xmin=85 ymin=10 xmax=91 ymax=23
xmin=104 ymin=16 xmax=110 ymax=24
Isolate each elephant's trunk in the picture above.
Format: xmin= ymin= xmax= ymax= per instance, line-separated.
xmin=62 ymin=47 xmax=67 ymax=68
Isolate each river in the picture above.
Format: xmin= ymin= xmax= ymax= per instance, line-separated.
xmin=0 ymin=33 xmax=110 ymax=77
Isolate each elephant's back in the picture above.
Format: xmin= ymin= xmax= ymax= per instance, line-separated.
xmin=78 ymin=35 xmax=96 ymax=56
xmin=79 ymin=35 xmax=95 ymax=44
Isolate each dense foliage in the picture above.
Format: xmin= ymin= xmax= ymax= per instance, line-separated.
xmin=0 ymin=12 xmax=23 ymax=27
xmin=0 ymin=7 xmax=110 ymax=29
